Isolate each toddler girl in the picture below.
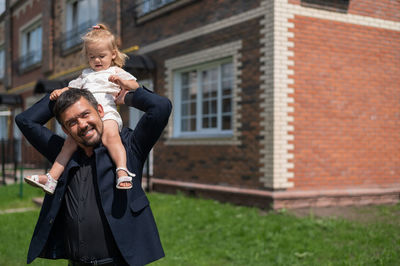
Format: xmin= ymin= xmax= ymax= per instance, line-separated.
xmin=25 ymin=24 xmax=139 ymax=194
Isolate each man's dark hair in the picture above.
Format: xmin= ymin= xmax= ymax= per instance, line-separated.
xmin=53 ymin=88 xmax=98 ymax=125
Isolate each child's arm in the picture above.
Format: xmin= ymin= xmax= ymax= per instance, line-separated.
xmin=108 ymin=75 xmax=139 ymax=91
xmin=50 ymin=74 xmax=84 ymax=101
xmin=50 ymin=87 xmax=69 ymax=101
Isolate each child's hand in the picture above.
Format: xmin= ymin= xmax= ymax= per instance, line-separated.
xmin=109 ymin=75 xmax=123 ymax=87
xmin=109 ymin=75 xmax=139 ymax=91
xmin=50 ymin=87 xmax=69 ymax=101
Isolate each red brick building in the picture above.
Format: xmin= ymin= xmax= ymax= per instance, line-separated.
xmin=120 ymin=0 xmax=400 ymax=208
xmin=1 ymin=0 xmax=399 ymax=208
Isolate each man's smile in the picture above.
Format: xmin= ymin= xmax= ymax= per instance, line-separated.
xmin=79 ymin=126 xmax=95 ymax=138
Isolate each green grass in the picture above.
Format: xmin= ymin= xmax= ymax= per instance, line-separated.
xmin=0 ymin=184 xmax=399 ymax=265
xmin=150 ymin=194 xmax=400 ymax=266
xmin=0 ymin=183 xmax=44 ymax=210
xmin=0 ymin=184 xmax=64 ymax=266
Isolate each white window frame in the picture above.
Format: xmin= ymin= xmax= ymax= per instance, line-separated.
xmin=165 ymin=41 xmax=242 ymax=145
xmin=173 ymin=58 xmax=234 ymax=138
xmin=64 ymin=0 xmax=99 ymax=50
xmin=19 ymin=17 xmax=42 ymax=71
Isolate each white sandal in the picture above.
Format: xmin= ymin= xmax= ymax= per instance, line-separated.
xmin=116 ymin=167 xmax=135 ymax=190
xmin=24 ymin=173 xmax=57 ymax=195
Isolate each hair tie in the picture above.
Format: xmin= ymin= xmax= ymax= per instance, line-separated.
xmin=92 ymin=25 xmax=100 ymax=29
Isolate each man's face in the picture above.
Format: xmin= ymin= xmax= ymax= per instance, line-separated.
xmin=60 ymin=97 xmax=104 ymax=147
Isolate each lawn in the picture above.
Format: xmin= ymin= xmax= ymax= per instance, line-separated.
xmin=0 ymin=183 xmax=399 ymax=266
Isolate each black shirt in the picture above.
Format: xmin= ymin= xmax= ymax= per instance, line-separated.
xmin=61 ymin=150 xmax=120 ymax=262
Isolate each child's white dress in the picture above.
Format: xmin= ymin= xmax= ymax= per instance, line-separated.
xmin=68 ymin=66 xmax=136 ymax=131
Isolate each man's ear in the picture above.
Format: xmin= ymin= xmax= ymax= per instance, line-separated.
xmin=97 ymin=104 xmax=105 ymax=118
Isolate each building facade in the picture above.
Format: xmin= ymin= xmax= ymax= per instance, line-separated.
xmin=1 ymin=0 xmax=399 ymax=208
xmin=0 ymin=0 xmax=130 ymax=168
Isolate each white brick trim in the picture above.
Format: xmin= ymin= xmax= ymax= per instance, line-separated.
xmin=259 ymin=0 xmax=295 ymax=190
xmin=259 ymin=0 xmax=275 ymax=189
xmin=164 ymin=41 xmax=243 ymax=146
xmin=290 ymin=3 xmax=400 ymax=32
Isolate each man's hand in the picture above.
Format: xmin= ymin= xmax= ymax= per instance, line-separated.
xmin=50 ymin=87 xmax=69 ymax=101
xmin=115 ymin=89 xmax=130 ymax=105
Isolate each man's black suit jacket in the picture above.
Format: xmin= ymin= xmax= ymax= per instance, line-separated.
xmin=15 ymin=87 xmax=172 ymax=266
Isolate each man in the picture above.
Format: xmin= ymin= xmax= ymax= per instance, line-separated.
xmin=15 ymin=86 xmax=172 ymax=266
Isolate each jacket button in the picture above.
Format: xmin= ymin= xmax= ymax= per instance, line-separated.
xmin=49 ymin=218 xmax=54 ymax=224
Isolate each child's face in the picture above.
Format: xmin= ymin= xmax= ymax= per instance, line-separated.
xmin=86 ymin=41 xmax=116 ymax=72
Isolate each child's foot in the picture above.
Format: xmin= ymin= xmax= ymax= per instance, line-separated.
xmin=116 ymin=167 xmax=135 ymax=190
xmin=24 ymin=173 xmax=57 ymax=195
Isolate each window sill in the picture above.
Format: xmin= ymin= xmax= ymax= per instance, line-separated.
xmin=61 ymin=42 xmax=83 ymax=57
xmin=166 ymin=135 xmax=240 ymax=146
xmin=19 ymin=62 xmax=42 ymax=75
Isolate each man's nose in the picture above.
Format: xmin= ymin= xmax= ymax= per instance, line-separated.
xmin=77 ymin=118 xmax=87 ymax=128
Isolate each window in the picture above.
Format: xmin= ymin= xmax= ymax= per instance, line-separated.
xmin=301 ymin=0 xmax=349 ymax=13
xmin=137 ymin=0 xmax=176 ymax=17
xmin=63 ymin=0 xmax=99 ymax=51
xmin=19 ymin=22 xmax=42 ymax=72
xmin=0 ymin=47 xmax=4 ymax=80
xmin=0 ymin=0 xmax=5 ymax=15
xmin=0 ymin=112 xmax=9 ymax=140
xmin=174 ymin=59 xmax=233 ymax=138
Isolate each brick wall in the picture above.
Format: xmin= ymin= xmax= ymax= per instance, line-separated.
xmin=150 ymin=17 xmax=265 ymax=190
xmin=289 ymin=0 xmax=400 ymax=22
xmin=289 ymin=15 xmax=400 ymax=190
xmin=121 ymin=0 xmax=262 ymax=49
xmin=11 ymin=0 xmax=44 ymax=87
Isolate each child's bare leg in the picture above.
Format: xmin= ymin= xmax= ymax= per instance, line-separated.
xmin=102 ymin=120 xmax=132 ymax=188
xmin=25 ymin=136 xmax=77 ymax=193
xmin=49 ymin=135 xmax=77 ymax=179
